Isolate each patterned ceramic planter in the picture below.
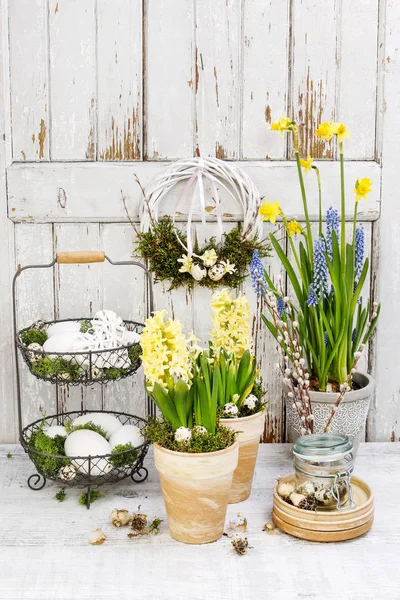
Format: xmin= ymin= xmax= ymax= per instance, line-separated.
xmin=154 ymin=439 xmax=239 ymax=544
xmin=285 ymin=371 xmax=374 ymax=451
xmin=220 ymin=411 xmax=265 ymax=503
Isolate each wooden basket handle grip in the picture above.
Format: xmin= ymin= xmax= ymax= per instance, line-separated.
xmin=56 ymin=251 xmax=105 ymax=264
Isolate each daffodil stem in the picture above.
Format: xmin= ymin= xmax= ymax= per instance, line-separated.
xmin=339 ymin=144 xmax=346 ymax=275
xmin=295 ymin=151 xmax=313 ymax=264
xmin=352 ymin=201 xmax=358 ymax=248
xmin=315 ymin=167 xmax=322 ymax=237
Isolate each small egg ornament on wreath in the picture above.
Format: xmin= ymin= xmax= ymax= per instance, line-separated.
xmin=135 ymin=157 xmax=269 ymax=290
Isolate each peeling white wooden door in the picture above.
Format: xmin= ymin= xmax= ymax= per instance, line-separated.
xmin=0 ymin=0 xmax=396 ymax=444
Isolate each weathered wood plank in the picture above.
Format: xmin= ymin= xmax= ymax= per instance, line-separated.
xmin=54 ymin=223 xmax=102 ymax=414
xmin=0 ymin=0 xmax=16 ymax=443
xmin=242 ymin=0 xmax=290 ymax=159
xmin=7 ymin=161 xmax=381 ymax=223
xmin=290 ymin=0 xmax=338 ymax=158
xmin=369 ymin=0 xmax=400 ymax=442
xmin=49 ymin=0 xmax=96 ymax=160
xmin=14 ymin=223 xmax=56 ymax=428
xmin=97 ymin=0 xmax=142 ymax=161
xmin=8 ymin=0 xmax=49 ymax=161
xmin=195 ymin=0 xmax=241 ymax=159
xmin=100 ymin=223 xmax=147 ymax=419
xmin=338 ymin=0 xmax=379 ymax=159
xmin=0 ymin=443 xmax=400 ymax=599
xmin=146 ymin=0 xmax=194 ymax=159
xmin=243 ymin=222 xmax=286 ymax=443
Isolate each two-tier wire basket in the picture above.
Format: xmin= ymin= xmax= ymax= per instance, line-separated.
xmin=12 ymin=250 xmax=155 ymax=508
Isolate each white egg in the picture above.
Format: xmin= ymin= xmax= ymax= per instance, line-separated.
xmin=123 ymin=330 xmax=141 ymax=344
xmin=43 ymin=333 xmax=80 ymax=354
xmin=72 ymin=412 xmax=122 ymax=440
xmin=109 ymin=425 xmax=143 ymax=450
xmin=64 ymin=430 xmax=112 ymax=476
xmin=42 ymin=425 xmax=67 ymax=439
xmin=47 ymin=322 xmax=81 ymax=338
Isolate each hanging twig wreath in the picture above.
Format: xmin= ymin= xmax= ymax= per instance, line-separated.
xmin=134 ymin=157 xmax=270 ymax=290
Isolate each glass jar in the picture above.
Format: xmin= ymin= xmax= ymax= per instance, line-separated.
xmin=293 ymin=434 xmax=355 ymax=511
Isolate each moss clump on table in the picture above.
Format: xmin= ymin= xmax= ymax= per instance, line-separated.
xmin=135 ymin=216 xmax=270 ymax=290
xmin=144 ymin=417 xmax=236 ymax=453
xmin=78 ymin=489 xmax=104 ymax=506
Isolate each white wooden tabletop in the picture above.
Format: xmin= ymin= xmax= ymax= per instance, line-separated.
xmin=0 ymin=442 xmax=399 ymax=600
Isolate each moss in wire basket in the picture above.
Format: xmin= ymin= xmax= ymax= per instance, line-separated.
xmin=28 ymin=428 xmax=70 ymax=477
xmin=128 ymin=343 xmax=142 ymax=367
xmin=79 ymin=319 xmax=94 ymax=334
xmin=64 ymin=420 xmax=108 ymax=440
xmin=20 ymin=328 xmax=48 ymax=346
xmin=31 ymin=356 xmax=80 ymax=382
xmin=109 ymin=443 xmax=139 ymax=468
xmin=144 ymin=417 xmax=236 ymax=453
xmin=135 ymin=216 xmax=270 ymax=290
xmin=103 ymin=367 xmax=126 ymax=380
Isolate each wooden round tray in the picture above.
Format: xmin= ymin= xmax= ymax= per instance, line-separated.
xmin=272 ymin=474 xmax=374 ymax=542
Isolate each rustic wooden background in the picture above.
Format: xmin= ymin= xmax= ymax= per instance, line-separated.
xmin=0 ymin=0 xmax=398 ymax=444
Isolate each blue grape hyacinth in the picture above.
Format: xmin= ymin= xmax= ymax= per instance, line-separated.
xmin=306 ymin=285 xmax=318 ymax=307
xmin=312 ymin=237 xmax=329 ymax=299
xmin=326 ymin=206 xmax=339 ymax=261
xmin=250 ymin=250 xmax=267 ymax=297
xmin=355 ymin=225 xmax=364 ymax=286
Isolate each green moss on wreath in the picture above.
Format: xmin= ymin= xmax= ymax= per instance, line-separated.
xmin=135 ymin=216 xmax=270 ymax=290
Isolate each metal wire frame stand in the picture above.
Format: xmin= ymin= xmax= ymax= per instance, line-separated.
xmin=12 ymin=252 xmax=156 ymax=508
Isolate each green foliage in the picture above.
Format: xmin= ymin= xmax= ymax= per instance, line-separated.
xmin=148 ymin=518 xmax=163 ymax=535
xmin=144 ymin=417 xmax=236 ymax=454
xmin=109 ymin=443 xmax=139 ymax=468
xmin=20 ymin=328 xmax=48 ymax=346
xmin=64 ymin=420 xmax=108 ymax=439
xmin=80 ymin=319 xmax=94 ymax=334
xmin=28 ymin=427 xmax=69 ymax=477
xmin=128 ymin=343 xmax=142 ymax=366
xmin=55 ymin=488 xmax=66 ymax=502
xmin=31 ymin=356 xmax=80 ymax=382
xmin=7 ymin=452 xmax=12 ymax=459
xmin=78 ymin=489 xmax=104 ymax=506
xmin=135 ymin=216 xmax=270 ymax=290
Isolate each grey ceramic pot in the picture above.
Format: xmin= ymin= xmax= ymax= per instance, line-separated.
xmin=285 ymin=371 xmax=374 ymax=452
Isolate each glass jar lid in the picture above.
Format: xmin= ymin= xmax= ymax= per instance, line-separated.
xmin=293 ymin=434 xmax=353 ymax=462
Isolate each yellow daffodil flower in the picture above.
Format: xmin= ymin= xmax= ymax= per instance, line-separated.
xmin=259 ymin=200 xmax=281 ymax=224
xmin=287 ymin=220 xmax=302 ymax=237
xmin=200 ymin=249 xmax=218 ymax=267
xmin=270 ymin=117 xmax=294 ymax=135
xmin=354 ymin=178 xmax=372 ymax=202
xmin=332 ymin=122 xmax=351 ymax=143
xmin=300 ymin=154 xmax=314 ymax=174
xmin=316 ymin=121 xmax=335 ymax=141
xmin=177 ymin=254 xmax=193 ymax=274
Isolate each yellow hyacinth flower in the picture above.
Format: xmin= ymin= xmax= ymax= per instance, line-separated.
xmin=316 ymin=121 xmax=335 ymax=141
xmin=354 ymin=178 xmax=372 ymax=202
xmin=270 ymin=117 xmax=294 ymax=135
xmin=287 ymin=220 xmax=302 ymax=237
xmin=300 ymin=154 xmax=314 ymax=174
xmin=332 ymin=122 xmax=351 ymax=143
xmin=210 ymin=289 xmax=252 ymax=360
xmin=259 ymin=200 xmax=281 ymax=224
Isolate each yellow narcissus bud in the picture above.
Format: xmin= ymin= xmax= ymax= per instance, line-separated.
xmin=299 ymin=154 xmax=313 ymax=173
xmin=259 ymin=200 xmax=281 ymax=224
xmin=332 ymin=122 xmax=351 ymax=143
xmin=354 ymin=178 xmax=372 ymax=202
xmin=270 ymin=116 xmax=295 ymax=135
xmin=316 ymin=121 xmax=335 ymax=141
xmin=286 ymin=220 xmax=302 ymax=237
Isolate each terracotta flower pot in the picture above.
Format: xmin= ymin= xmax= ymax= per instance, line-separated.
xmin=220 ymin=411 xmax=265 ymax=503
xmin=285 ymin=371 xmax=374 ymax=453
xmin=154 ymin=439 xmax=239 ymax=544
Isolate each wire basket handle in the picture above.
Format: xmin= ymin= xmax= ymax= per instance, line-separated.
xmin=56 ymin=250 xmax=106 ymax=264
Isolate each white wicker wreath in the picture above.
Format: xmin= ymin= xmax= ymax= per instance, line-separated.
xmin=138 ymin=157 xmax=264 ymax=287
